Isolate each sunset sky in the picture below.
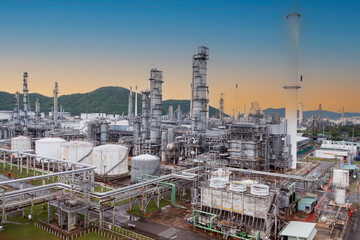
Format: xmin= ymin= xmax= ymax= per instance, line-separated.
xmin=0 ymin=0 xmax=359 ymax=113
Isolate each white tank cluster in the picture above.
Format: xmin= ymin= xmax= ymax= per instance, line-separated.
xmin=11 ymin=136 xmax=31 ymax=157
xmin=131 ymin=154 xmax=160 ymax=182
xmin=92 ymin=144 xmax=129 ymax=176
xmin=35 ymin=137 xmax=66 ymax=159
xmin=61 ymin=141 xmax=93 ymax=165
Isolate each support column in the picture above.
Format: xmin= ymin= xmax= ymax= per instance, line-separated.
xmin=112 ymin=200 xmax=116 ymax=224
xmin=3 ymin=152 xmax=6 ymax=170
xmin=47 ymin=203 xmax=51 ymax=224
xmin=33 ymin=157 xmax=36 ymax=176
xmin=10 ymin=154 xmax=13 ymax=171
xmin=26 ymin=156 xmax=29 ymax=175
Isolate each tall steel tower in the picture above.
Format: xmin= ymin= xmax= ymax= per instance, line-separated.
xmin=22 ymin=72 xmax=30 ymax=135
xmin=53 ymin=82 xmax=59 ymax=128
xmin=191 ymin=46 xmax=209 ymax=134
xmin=283 ymin=7 xmax=301 ymax=169
xmin=149 ymin=68 xmax=163 ymax=145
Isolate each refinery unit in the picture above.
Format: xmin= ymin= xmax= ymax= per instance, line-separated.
xmin=0 ymin=10 xmax=359 ymax=240
xmin=0 ymin=46 xmax=357 ymax=240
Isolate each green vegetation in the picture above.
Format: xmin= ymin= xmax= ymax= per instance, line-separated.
xmin=128 ymin=197 xmax=172 ymax=217
xmin=0 ymin=87 xmax=219 ymax=117
xmin=302 ymin=125 xmax=360 ymax=140
xmin=94 ymin=185 xmax=112 ymax=192
xmin=0 ymin=204 xmax=109 ymax=240
xmin=77 ymin=232 xmax=109 ymax=240
xmin=0 ymin=163 xmax=58 ymax=186
xmin=0 ymin=204 xmax=59 ymax=240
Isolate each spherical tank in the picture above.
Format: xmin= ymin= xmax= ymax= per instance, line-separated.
xmin=92 ymin=144 xmax=129 ymax=176
xmin=131 ymin=154 xmax=160 ymax=182
xmin=35 ymin=138 xmax=66 ymax=160
xmin=61 ymin=141 xmax=93 ymax=165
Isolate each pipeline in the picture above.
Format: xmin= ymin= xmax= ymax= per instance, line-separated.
xmin=192 ymin=209 xmax=260 ymax=240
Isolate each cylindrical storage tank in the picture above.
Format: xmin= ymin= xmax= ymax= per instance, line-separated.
xmin=92 ymin=144 xmax=128 ymax=176
xmin=167 ymin=128 xmax=174 ymax=143
xmin=131 ymin=154 xmax=160 ymax=182
xmin=36 ymin=138 xmax=66 ymax=160
xmin=61 ymin=141 xmax=93 ymax=165
xmin=250 ymin=184 xmax=270 ymax=196
xmin=209 ymin=178 xmax=227 ymax=189
xmin=230 ymin=181 xmax=247 ymax=192
xmin=11 ymin=136 xmax=31 ymax=157
xmin=335 ymin=189 xmax=346 ymax=205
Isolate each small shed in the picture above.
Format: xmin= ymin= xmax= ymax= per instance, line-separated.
xmin=298 ymin=193 xmax=317 ymax=213
xmin=342 ymin=164 xmax=358 ymax=178
xmin=279 ymin=221 xmax=317 ymax=240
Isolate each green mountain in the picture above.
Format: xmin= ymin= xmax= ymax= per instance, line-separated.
xmin=0 ymin=87 xmax=219 ymax=117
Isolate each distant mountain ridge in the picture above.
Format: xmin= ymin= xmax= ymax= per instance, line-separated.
xmin=263 ymin=108 xmax=360 ymax=120
xmin=0 ymin=87 xmax=358 ymax=119
xmin=0 ymin=87 xmax=219 ymax=117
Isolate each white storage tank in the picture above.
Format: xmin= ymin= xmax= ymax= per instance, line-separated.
xmin=92 ymin=144 xmax=129 ymax=176
xmin=61 ymin=141 xmax=93 ymax=165
xmin=36 ymin=138 xmax=66 ymax=160
xmin=11 ymin=136 xmax=31 ymax=157
xmin=131 ymin=154 xmax=160 ymax=182
xmin=335 ymin=189 xmax=346 ymax=205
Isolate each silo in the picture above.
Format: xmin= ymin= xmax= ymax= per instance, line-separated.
xmin=92 ymin=144 xmax=128 ymax=176
xmin=61 ymin=141 xmax=93 ymax=165
xmin=131 ymin=154 xmax=160 ymax=182
xmin=36 ymin=138 xmax=66 ymax=159
xmin=11 ymin=136 xmax=31 ymax=155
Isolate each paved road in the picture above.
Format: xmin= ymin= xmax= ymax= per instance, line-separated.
xmin=102 ymin=204 xmax=209 ymax=240
xmin=344 ymin=212 xmax=360 ymax=240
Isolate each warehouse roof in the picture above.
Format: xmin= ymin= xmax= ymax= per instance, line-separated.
xmin=280 ymin=221 xmax=317 ymax=238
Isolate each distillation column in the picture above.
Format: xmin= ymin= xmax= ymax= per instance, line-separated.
xmin=149 ymin=69 xmax=163 ymax=145
xmin=22 ymin=72 xmax=30 ymax=135
xmin=141 ymin=90 xmax=150 ymax=141
xmin=53 ymin=82 xmax=59 ymax=128
xmin=283 ymin=10 xmax=301 ymax=169
xmin=191 ymin=46 xmax=209 ymax=134
xmin=128 ymin=87 xmax=133 ymax=125
xmin=35 ymin=98 xmax=40 ymax=123
xmin=13 ymin=91 xmax=20 ymax=124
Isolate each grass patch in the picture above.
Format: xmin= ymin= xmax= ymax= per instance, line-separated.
xmin=94 ymin=185 xmax=112 ymax=192
xmin=0 ymin=163 xmax=58 ymax=186
xmin=0 ymin=203 xmax=58 ymax=240
xmin=305 ymin=157 xmax=335 ymax=162
xmin=128 ymin=197 xmax=171 ymax=217
xmin=77 ymin=232 xmax=109 ymax=240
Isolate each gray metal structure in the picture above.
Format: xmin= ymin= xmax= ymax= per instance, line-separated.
xmin=22 ymin=72 xmax=30 ymax=135
xmin=191 ymin=46 xmax=209 ymax=134
xmin=149 ymin=68 xmax=163 ymax=146
xmin=53 ymin=82 xmax=59 ymax=128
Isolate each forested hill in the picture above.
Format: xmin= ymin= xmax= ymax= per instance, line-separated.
xmin=0 ymin=87 xmax=219 ymax=116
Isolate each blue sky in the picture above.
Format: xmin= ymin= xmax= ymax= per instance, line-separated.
xmin=0 ymin=0 xmax=359 ymax=112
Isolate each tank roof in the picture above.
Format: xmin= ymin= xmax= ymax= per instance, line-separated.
xmin=132 ymin=154 xmax=160 ymax=161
